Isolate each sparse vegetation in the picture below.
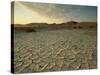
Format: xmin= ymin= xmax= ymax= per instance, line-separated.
xmin=26 ymin=28 xmax=36 ymax=32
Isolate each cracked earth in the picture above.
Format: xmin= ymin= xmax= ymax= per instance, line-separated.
xmin=13 ymin=29 xmax=97 ymax=73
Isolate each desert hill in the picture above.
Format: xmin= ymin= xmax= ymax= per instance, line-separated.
xmin=12 ymin=21 xmax=97 ymax=32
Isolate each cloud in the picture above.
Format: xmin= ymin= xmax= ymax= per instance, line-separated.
xmin=15 ymin=2 xmax=97 ymax=23
xmin=17 ymin=2 xmax=82 ymax=19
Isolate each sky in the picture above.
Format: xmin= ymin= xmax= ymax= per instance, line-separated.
xmin=12 ymin=1 xmax=97 ymax=24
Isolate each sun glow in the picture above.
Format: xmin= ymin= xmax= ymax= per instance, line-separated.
xmin=12 ymin=2 xmax=97 ymax=24
xmin=14 ymin=2 xmax=63 ymax=24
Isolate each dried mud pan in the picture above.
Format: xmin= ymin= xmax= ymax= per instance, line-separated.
xmin=14 ymin=29 xmax=97 ymax=73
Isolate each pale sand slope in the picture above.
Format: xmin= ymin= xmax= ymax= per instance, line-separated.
xmin=14 ymin=29 xmax=97 ymax=73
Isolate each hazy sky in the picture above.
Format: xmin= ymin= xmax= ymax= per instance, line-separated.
xmin=12 ymin=1 xmax=97 ymax=24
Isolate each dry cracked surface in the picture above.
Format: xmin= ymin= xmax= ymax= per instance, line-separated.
xmin=13 ymin=29 xmax=97 ymax=73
